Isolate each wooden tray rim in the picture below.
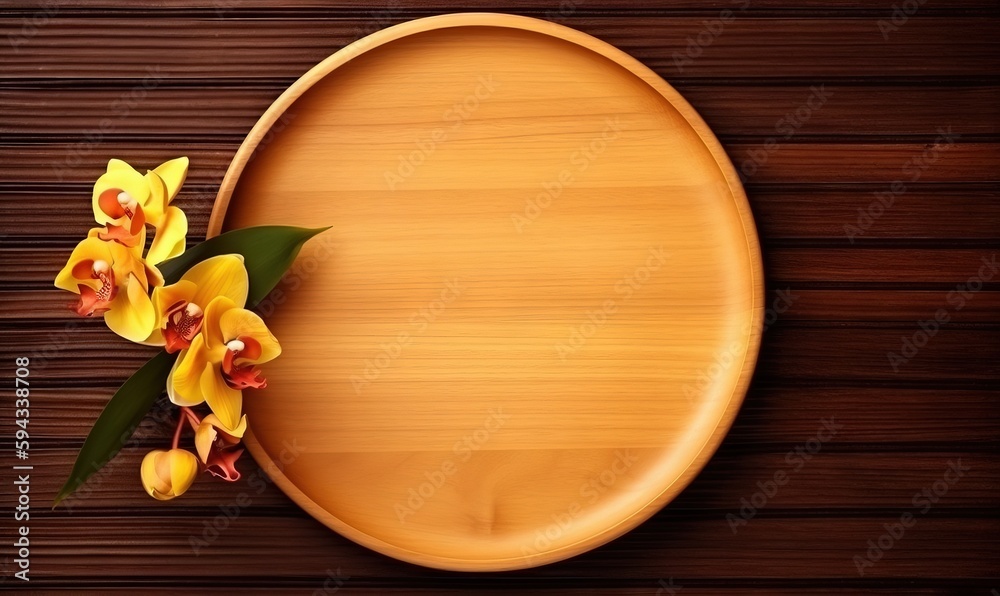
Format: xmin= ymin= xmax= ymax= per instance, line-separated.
xmin=207 ymin=12 xmax=765 ymax=572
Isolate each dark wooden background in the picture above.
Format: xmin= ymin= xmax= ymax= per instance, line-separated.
xmin=1 ymin=0 xmax=998 ymax=593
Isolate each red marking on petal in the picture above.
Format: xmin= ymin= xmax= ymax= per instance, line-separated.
xmin=129 ymin=202 xmax=146 ymax=235
xmin=163 ymin=327 xmax=190 ymax=354
xmin=98 ymin=224 xmax=143 ymax=248
xmin=163 ymin=301 xmax=203 ymax=353
xmin=223 ymin=364 xmax=267 ymax=390
xmin=98 ymin=188 xmax=127 ymax=220
xmin=204 ymin=447 xmax=243 ymax=482
xmin=235 ymin=335 xmax=262 ymax=365
xmin=74 ymin=285 xmax=113 ymax=317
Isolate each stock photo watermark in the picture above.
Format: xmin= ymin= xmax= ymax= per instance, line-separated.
xmin=877 ymin=0 xmax=929 ymax=40
xmin=845 ymin=126 xmax=960 ymax=243
xmin=683 ymin=287 xmax=797 ymax=402
xmin=311 ymin=568 xmax=349 ymax=596
xmin=51 ymin=66 xmax=165 ymax=182
xmin=655 ymin=577 xmax=683 ymax=595
xmin=7 ymin=1 xmax=58 ymax=53
xmin=189 ymin=438 xmax=304 ymax=555
xmin=256 ymin=234 xmax=338 ymax=319
xmin=554 ymin=246 xmax=667 ymax=361
xmin=394 ymin=407 xmax=510 ymax=523
xmin=351 ymin=278 xmax=464 ymax=394
xmin=384 ymin=75 xmax=499 ymax=190
xmin=726 ymin=417 xmax=842 ymax=533
xmin=887 ymin=253 xmax=997 ymax=372
xmin=853 ymin=459 xmax=969 ymax=576
xmin=672 ymin=0 xmax=752 ymax=73
xmin=739 ymin=85 xmax=832 ymax=180
xmin=511 ymin=116 xmax=622 ymax=232
xmin=520 ymin=449 xmax=639 ymax=565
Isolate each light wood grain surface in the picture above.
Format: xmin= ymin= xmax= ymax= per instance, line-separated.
xmin=210 ymin=13 xmax=762 ymax=570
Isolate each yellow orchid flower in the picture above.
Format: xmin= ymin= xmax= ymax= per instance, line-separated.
xmin=149 ymin=254 xmax=249 ymax=352
xmin=54 ymin=231 xmax=162 ymax=343
xmin=92 ymin=157 xmax=189 ymax=264
xmin=140 ymin=448 xmax=199 ymax=501
xmin=195 ymin=413 xmax=247 ymax=481
xmin=167 ymin=296 xmax=281 ymax=430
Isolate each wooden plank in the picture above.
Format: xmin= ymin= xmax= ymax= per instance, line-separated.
xmin=764 ymin=248 xmax=1000 ymax=283
xmin=5 ymin=288 xmax=999 ymax=322
xmin=7 ymin=0 xmax=1000 ymax=11
xmin=4 ymin=186 xmax=1000 ymax=243
xmin=3 ymin=85 xmax=997 ymax=138
xmin=4 ymin=447 xmax=994 ymax=511
xmin=0 ymin=326 xmax=996 ymax=383
xmin=748 ymin=188 xmax=1000 ymax=241
xmin=4 ymin=246 xmax=998 ymax=285
xmin=757 ymin=326 xmax=999 ymax=382
xmin=11 ymin=515 xmax=997 ymax=579
xmin=16 ymin=590 xmax=975 ymax=596
xmin=1 ymin=385 xmax=997 ymax=445
xmin=2 ymin=143 xmax=995 ymax=189
xmin=1 ymin=18 xmax=997 ymax=80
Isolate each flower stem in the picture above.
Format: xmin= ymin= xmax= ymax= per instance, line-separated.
xmin=171 ymin=409 xmax=185 ymax=450
xmin=182 ymin=406 xmax=201 ymax=430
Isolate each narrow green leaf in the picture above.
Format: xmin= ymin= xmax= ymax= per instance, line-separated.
xmin=55 ymin=225 xmax=330 ymax=506
xmin=158 ymin=225 xmax=330 ymax=306
xmin=53 ymin=351 xmax=175 ymax=507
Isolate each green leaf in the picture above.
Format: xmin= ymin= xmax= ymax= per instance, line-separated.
xmin=55 ymin=225 xmax=330 ymax=506
xmin=53 ymin=351 xmax=175 ymax=507
xmin=158 ymin=225 xmax=330 ymax=307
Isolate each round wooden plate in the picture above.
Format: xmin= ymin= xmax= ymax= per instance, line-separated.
xmin=209 ymin=13 xmax=763 ymax=571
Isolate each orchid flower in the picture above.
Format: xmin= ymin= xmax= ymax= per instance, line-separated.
xmin=167 ymin=296 xmax=281 ymax=430
xmin=140 ymin=448 xmax=199 ymax=501
xmin=195 ymin=413 xmax=248 ymax=481
xmin=149 ymin=254 xmax=249 ymax=352
xmin=92 ymin=157 xmax=189 ymax=264
xmin=54 ymin=231 xmax=162 ymax=343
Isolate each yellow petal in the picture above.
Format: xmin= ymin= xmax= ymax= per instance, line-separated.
xmin=152 ymin=279 xmax=198 ymax=327
xmin=167 ymin=335 xmax=209 ymax=407
xmin=54 ymin=236 xmax=112 ymax=294
xmin=168 ymin=449 xmax=199 ymax=498
xmin=92 ymin=166 xmax=148 ymax=225
xmin=103 ymin=273 xmax=156 ymax=343
xmin=194 ymin=421 xmax=217 ymax=464
xmin=107 ymin=234 xmax=150 ymax=285
xmin=178 ymin=254 xmax=248 ymax=311
xmin=142 ymin=171 xmax=168 ymax=225
xmin=144 ymin=260 xmax=165 ymax=290
xmin=220 ymin=308 xmax=281 ymax=364
xmin=201 ymin=295 xmax=240 ymax=354
xmin=140 ymin=450 xmax=171 ymax=498
xmin=152 ymin=156 xmax=189 ymax=203
xmin=204 ymin=412 xmax=247 ymax=439
xmin=146 ymin=206 xmax=188 ymax=265
xmin=201 ymin=363 xmax=243 ymax=430
xmin=107 ymin=158 xmax=136 ymax=174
